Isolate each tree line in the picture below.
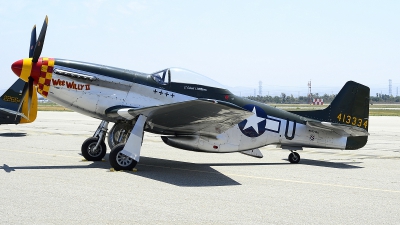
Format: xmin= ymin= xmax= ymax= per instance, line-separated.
xmin=246 ymin=93 xmax=400 ymax=104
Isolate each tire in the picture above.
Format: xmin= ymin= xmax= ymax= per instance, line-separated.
xmin=288 ymin=152 xmax=300 ymax=163
xmin=81 ymin=137 xmax=107 ymax=161
xmin=109 ymin=143 xmax=137 ymax=171
xmin=107 ymin=123 xmax=131 ymax=149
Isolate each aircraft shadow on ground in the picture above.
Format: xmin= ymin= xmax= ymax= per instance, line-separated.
xmin=1 ymin=155 xmax=362 ymax=187
xmin=0 ymin=132 xmax=27 ymax=137
xmin=135 ymin=157 xmax=241 ymax=187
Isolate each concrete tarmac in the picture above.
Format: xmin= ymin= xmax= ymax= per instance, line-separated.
xmin=1 ymin=112 xmax=399 ymax=224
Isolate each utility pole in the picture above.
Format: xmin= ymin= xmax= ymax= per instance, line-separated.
xmin=308 ymin=80 xmax=312 ymax=104
xmin=389 ymin=79 xmax=392 ymax=96
xmin=259 ymin=81 xmax=262 ymax=96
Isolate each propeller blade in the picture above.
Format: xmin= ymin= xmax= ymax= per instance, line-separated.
xmin=27 ymin=77 xmax=34 ymax=119
xmin=32 ymin=15 xmax=48 ymax=63
xmin=29 ymin=25 xmax=37 ymax=58
xmin=17 ymin=81 xmax=29 ymax=113
xmin=19 ymin=85 xmax=38 ymax=124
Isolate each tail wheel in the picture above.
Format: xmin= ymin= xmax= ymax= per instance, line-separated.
xmin=288 ymin=152 xmax=300 ymax=163
xmin=81 ymin=137 xmax=107 ymax=161
xmin=109 ymin=143 xmax=137 ymax=171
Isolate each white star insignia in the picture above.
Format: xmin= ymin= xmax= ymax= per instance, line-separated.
xmin=243 ymin=107 xmax=265 ymax=134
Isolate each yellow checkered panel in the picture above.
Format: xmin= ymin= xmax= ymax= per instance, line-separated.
xmin=37 ymin=58 xmax=54 ymax=97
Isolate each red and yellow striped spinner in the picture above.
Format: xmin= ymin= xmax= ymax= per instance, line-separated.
xmin=37 ymin=57 xmax=54 ymax=97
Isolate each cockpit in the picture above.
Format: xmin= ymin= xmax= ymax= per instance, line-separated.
xmin=151 ymin=67 xmax=225 ymax=89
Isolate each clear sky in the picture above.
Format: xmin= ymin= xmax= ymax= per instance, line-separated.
xmin=1 ymin=0 xmax=399 ymax=96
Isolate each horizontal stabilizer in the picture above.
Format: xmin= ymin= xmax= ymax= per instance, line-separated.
xmin=241 ymin=149 xmax=263 ymax=158
xmin=0 ymin=107 xmax=28 ymax=120
xmin=307 ymin=121 xmax=369 ymax=137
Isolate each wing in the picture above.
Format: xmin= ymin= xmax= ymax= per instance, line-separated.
xmin=106 ymin=99 xmax=253 ymax=137
xmin=307 ymin=121 xmax=369 ymax=137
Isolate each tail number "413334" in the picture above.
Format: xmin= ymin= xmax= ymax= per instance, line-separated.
xmin=337 ymin=113 xmax=368 ymax=129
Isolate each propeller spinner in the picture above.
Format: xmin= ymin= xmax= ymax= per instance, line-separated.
xmin=11 ymin=15 xmax=49 ymax=121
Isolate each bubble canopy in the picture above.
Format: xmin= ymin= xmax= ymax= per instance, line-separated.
xmin=151 ymin=67 xmax=225 ymax=89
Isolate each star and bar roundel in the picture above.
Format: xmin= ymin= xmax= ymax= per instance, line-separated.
xmin=238 ymin=104 xmax=281 ymax=137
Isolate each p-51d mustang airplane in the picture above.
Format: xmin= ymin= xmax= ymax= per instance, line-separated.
xmin=10 ymin=16 xmax=370 ymax=170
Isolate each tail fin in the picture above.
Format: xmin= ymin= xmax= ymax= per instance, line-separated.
xmin=0 ymin=79 xmax=37 ymax=124
xmin=325 ymin=81 xmax=370 ymax=128
xmin=291 ymin=81 xmax=370 ymax=149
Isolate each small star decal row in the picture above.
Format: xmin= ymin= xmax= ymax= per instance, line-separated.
xmin=153 ymin=89 xmax=174 ymax=98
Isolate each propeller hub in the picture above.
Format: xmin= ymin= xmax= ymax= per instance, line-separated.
xmin=11 ymin=58 xmax=43 ymax=83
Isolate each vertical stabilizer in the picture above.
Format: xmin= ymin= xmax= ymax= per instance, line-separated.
xmin=326 ymin=81 xmax=370 ymax=130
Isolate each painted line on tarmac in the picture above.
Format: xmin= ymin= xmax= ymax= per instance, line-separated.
xmin=0 ymin=148 xmax=82 ymax=159
xmin=226 ymin=173 xmax=400 ymax=193
xmin=1 ymin=128 xmax=91 ymax=137
xmin=142 ymin=164 xmax=400 ymax=194
xmin=304 ymin=150 xmax=400 ymax=160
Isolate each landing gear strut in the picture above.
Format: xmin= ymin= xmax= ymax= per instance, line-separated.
xmin=81 ymin=120 xmax=108 ymax=161
xmin=288 ymin=151 xmax=300 ymax=163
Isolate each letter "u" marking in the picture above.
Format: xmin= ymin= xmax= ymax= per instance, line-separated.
xmin=285 ymin=120 xmax=296 ymax=140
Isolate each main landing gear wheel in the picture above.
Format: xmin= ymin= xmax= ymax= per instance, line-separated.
xmin=107 ymin=123 xmax=131 ymax=149
xmin=109 ymin=143 xmax=138 ymax=171
xmin=288 ymin=152 xmax=300 ymax=163
xmin=81 ymin=137 xmax=107 ymax=161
